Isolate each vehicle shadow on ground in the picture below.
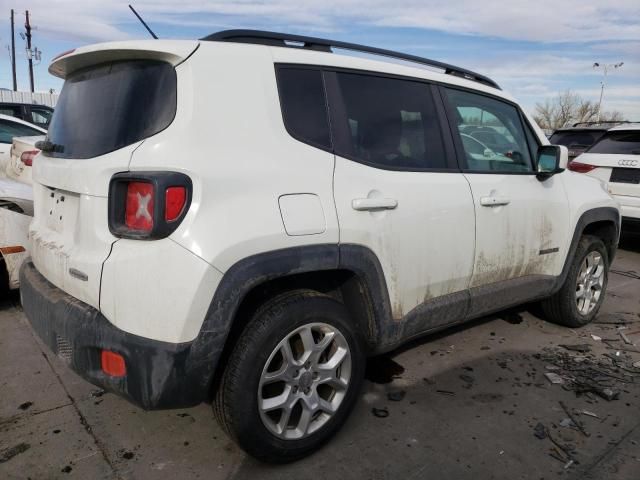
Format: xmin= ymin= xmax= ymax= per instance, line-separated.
xmin=619 ymin=230 xmax=640 ymax=254
xmin=0 ymin=290 xmax=20 ymax=312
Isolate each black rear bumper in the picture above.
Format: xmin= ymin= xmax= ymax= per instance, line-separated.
xmin=19 ymin=261 xmax=217 ymax=409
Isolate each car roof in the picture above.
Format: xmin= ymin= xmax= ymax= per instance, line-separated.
xmin=607 ymin=123 xmax=640 ymax=132
xmin=0 ymin=113 xmax=47 ymax=132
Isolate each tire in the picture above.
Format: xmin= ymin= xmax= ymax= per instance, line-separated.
xmin=542 ymin=235 xmax=609 ymax=327
xmin=213 ymin=290 xmax=365 ymax=463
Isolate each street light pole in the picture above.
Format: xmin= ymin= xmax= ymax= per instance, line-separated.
xmin=593 ymin=62 xmax=624 ymax=122
xmin=25 ymin=10 xmax=35 ymax=93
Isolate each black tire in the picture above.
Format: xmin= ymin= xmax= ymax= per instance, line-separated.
xmin=542 ymin=235 xmax=609 ymax=327
xmin=213 ymin=290 xmax=365 ymax=463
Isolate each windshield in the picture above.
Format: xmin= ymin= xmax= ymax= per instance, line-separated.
xmin=45 ymin=59 xmax=176 ymax=159
xmin=549 ymin=130 xmax=604 ymax=148
xmin=587 ymin=131 xmax=640 ymax=155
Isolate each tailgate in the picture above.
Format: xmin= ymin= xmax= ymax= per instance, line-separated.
xmin=29 ymin=41 xmax=197 ymax=310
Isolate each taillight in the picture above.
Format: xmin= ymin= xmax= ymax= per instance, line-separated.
xmin=125 ymin=182 xmax=154 ymax=232
xmin=20 ymin=149 xmax=39 ymax=167
xmin=109 ymin=172 xmax=192 ymax=239
xmin=568 ymin=161 xmax=597 ymax=173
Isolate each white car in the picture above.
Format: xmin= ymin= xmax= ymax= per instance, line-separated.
xmin=0 ymin=117 xmax=45 ymax=293
xmin=0 ymin=114 xmax=46 ymax=175
xmin=569 ymin=123 xmax=640 ymax=231
xmin=20 ymin=31 xmax=619 ymax=462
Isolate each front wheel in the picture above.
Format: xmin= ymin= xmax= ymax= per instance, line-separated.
xmin=542 ymin=235 xmax=609 ymax=327
xmin=213 ymin=291 xmax=365 ymax=463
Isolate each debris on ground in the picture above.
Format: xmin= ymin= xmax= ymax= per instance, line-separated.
xmin=544 ymin=372 xmax=564 ymax=385
xmin=559 ymin=344 xmax=592 ymax=353
xmin=591 ymin=334 xmax=602 ymax=341
xmin=533 ymin=422 xmax=547 ymax=440
xmin=387 ymin=390 xmax=406 ymax=402
xmin=620 ymin=331 xmax=634 ymax=345
xmin=435 ymin=390 xmax=455 ymax=396
xmin=372 ymin=407 xmax=389 ymax=418
xmin=0 ymin=443 xmax=30 ymax=463
xmin=559 ymin=400 xmax=589 ymax=437
xmin=536 ymin=345 xmax=639 ymax=401
xmin=581 ymin=410 xmax=599 ymax=418
xmin=18 ymin=401 xmax=33 ymax=411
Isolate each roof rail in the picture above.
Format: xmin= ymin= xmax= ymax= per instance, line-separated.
xmin=571 ymin=120 xmax=633 ymax=127
xmin=202 ymin=29 xmax=501 ymax=90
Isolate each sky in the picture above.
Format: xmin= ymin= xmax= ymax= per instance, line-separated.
xmin=0 ymin=0 xmax=638 ymax=118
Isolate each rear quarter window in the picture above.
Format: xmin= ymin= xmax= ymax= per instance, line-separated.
xmin=276 ymin=67 xmax=331 ymax=150
xmin=45 ymin=60 xmax=177 ymax=159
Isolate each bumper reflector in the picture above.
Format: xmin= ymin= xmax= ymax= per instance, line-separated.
xmin=101 ymin=350 xmax=126 ymax=377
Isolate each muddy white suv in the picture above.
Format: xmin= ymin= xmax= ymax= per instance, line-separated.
xmin=21 ymin=30 xmax=620 ymax=462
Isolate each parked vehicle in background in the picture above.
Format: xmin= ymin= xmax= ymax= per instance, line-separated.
xmin=0 ymin=115 xmax=45 ymax=293
xmin=20 ymin=30 xmax=619 ymax=463
xmin=549 ymin=121 xmax=630 ymax=161
xmin=0 ymin=102 xmax=54 ymax=129
xmin=569 ymin=124 xmax=640 ymax=233
xmin=0 ymin=114 xmax=46 ymax=172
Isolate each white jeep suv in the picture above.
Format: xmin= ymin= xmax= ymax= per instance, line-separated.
xmin=21 ymin=30 xmax=620 ymax=462
xmin=569 ymin=123 xmax=640 ymax=232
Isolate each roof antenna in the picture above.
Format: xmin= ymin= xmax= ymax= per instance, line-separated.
xmin=128 ymin=4 xmax=158 ymax=39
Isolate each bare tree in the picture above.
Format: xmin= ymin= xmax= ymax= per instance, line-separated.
xmin=533 ymin=90 xmax=626 ymax=130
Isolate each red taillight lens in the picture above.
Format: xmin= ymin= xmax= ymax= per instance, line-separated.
xmin=165 ymin=186 xmax=186 ymax=222
xmin=101 ymin=350 xmax=126 ymax=377
xmin=125 ymin=182 xmax=154 ymax=232
xmin=568 ymin=161 xmax=597 ymax=173
xmin=20 ymin=149 xmax=39 ymax=167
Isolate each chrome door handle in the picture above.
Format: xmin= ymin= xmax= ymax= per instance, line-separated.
xmin=480 ymin=195 xmax=510 ymax=207
xmin=352 ymin=198 xmax=398 ymax=211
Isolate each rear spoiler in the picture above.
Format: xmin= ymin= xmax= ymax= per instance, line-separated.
xmin=49 ymin=40 xmax=199 ymax=79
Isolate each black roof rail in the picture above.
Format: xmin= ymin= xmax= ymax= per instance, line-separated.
xmin=202 ymin=29 xmax=501 ymax=90
xmin=571 ymin=120 xmax=634 ymax=127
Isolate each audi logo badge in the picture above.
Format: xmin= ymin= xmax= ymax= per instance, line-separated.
xmin=618 ymin=159 xmax=638 ymax=167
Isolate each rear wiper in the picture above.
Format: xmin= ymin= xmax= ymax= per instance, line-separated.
xmin=35 ymin=140 xmax=64 ymax=154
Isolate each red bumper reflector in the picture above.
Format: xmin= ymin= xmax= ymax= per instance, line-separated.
xmin=165 ymin=186 xmax=187 ymax=221
xmin=101 ymin=350 xmax=126 ymax=377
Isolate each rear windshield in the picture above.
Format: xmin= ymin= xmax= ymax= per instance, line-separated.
xmin=588 ymin=131 xmax=640 ymax=155
xmin=549 ymin=130 xmax=604 ymax=148
xmin=45 ymin=60 xmax=176 ymax=159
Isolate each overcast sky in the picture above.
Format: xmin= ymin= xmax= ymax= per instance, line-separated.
xmin=0 ymin=0 xmax=638 ymax=118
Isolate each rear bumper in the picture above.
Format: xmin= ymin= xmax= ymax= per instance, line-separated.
xmin=612 ymin=194 xmax=640 ymax=220
xmin=19 ymin=260 xmax=218 ymax=409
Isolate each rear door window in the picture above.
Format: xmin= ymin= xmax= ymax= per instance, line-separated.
xmin=588 ymin=131 xmax=640 ymax=155
xmin=330 ymin=72 xmax=447 ymax=170
xmin=45 ymin=60 xmax=177 ymax=159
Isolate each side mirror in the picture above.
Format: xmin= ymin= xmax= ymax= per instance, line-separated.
xmin=536 ymin=145 xmax=567 ymax=181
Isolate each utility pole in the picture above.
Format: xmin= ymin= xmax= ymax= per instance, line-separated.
xmin=25 ymin=10 xmax=34 ymax=92
xmin=10 ymin=9 xmax=17 ymax=91
xmin=593 ymin=61 xmax=624 ymax=122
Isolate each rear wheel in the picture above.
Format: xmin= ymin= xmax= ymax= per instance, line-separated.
xmin=213 ymin=291 xmax=365 ymax=463
xmin=542 ymin=235 xmax=609 ymax=327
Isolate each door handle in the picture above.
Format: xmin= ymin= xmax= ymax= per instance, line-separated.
xmin=480 ymin=195 xmax=510 ymax=207
xmin=352 ymin=198 xmax=398 ymax=211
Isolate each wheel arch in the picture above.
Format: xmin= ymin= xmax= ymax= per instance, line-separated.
xmin=190 ymin=244 xmax=393 ymax=401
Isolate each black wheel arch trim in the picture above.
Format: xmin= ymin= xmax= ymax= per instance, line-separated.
xmin=193 ymin=243 xmax=394 ymax=396
xmin=551 ymin=206 xmax=620 ymax=294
